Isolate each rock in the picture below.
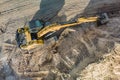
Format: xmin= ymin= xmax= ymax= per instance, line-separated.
xmin=0 ymin=77 xmax=4 ymax=80
xmin=5 ymin=76 xmax=16 ymax=80
xmin=3 ymin=63 xmax=12 ymax=76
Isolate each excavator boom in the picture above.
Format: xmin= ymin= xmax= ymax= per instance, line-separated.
xmin=37 ymin=17 xmax=98 ymax=37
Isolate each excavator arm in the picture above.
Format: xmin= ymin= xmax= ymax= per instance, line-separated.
xmin=37 ymin=17 xmax=98 ymax=38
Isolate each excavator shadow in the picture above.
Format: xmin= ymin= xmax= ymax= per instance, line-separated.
xmin=31 ymin=0 xmax=66 ymax=40
xmin=32 ymin=0 xmax=66 ymax=22
xmin=70 ymin=0 xmax=120 ymax=20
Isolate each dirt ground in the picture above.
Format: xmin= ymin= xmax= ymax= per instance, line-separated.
xmin=0 ymin=0 xmax=120 ymax=80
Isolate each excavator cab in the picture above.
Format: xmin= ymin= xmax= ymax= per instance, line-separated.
xmin=29 ymin=20 xmax=45 ymax=33
xmin=29 ymin=20 xmax=45 ymax=40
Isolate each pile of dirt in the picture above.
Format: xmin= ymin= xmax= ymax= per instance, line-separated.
xmin=77 ymin=17 xmax=120 ymax=80
xmin=78 ymin=43 xmax=120 ymax=80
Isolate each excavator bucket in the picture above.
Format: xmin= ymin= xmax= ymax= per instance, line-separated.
xmin=97 ymin=13 xmax=109 ymax=25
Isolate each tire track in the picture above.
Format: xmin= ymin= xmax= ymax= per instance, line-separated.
xmin=0 ymin=0 xmax=12 ymax=5
xmin=0 ymin=0 xmax=39 ymax=16
xmin=0 ymin=4 xmax=30 ymax=15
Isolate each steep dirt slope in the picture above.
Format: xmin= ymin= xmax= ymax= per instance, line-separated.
xmin=77 ymin=17 xmax=120 ymax=80
xmin=79 ymin=43 xmax=120 ymax=80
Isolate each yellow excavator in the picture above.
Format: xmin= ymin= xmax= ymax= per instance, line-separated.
xmin=16 ymin=13 xmax=108 ymax=50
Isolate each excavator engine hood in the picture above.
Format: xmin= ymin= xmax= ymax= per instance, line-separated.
xmin=16 ymin=27 xmax=44 ymax=50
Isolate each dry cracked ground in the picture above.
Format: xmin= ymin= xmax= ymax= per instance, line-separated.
xmin=0 ymin=0 xmax=120 ymax=80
